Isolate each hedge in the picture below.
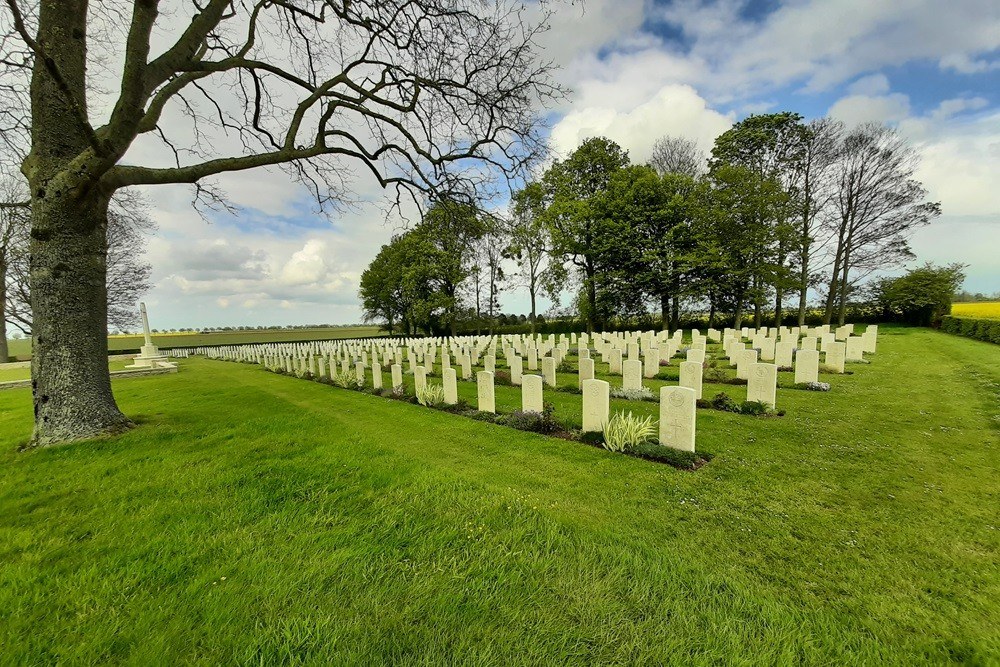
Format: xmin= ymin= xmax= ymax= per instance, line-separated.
xmin=939 ymin=315 xmax=1000 ymax=345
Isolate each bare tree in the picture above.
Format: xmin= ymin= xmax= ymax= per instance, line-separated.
xmin=794 ymin=117 xmax=842 ymax=326
xmin=505 ymin=181 xmax=559 ymax=334
xmin=1 ymin=0 xmax=560 ymax=446
xmin=822 ymin=122 xmax=941 ymax=325
xmin=0 ymin=175 xmax=28 ymax=361
xmin=648 ymin=136 xmax=704 ymax=178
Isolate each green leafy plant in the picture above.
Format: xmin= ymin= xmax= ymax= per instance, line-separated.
xmin=602 ymin=411 xmax=656 ymax=453
xmin=498 ymin=403 xmax=562 ymax=434
xmin=739 ymin=400 xmax=770 ymax=416
xmin=611 ymin=386 xmax=655 ymax=401
xmin=416 ymin=382 xmax=446 ymax=407
xmin=331 ymin=368 xmax=363 ymax=389
xmin=710 ymin=392 xmax=739 ymax=413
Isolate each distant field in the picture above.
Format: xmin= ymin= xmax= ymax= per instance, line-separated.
xmin=0 ymin=359 xmax=133 ymax=382
xmin=952 ymin=302 xmax=1000 ymax=320
xmin=5 ymin=325 xmax=385 ymax=360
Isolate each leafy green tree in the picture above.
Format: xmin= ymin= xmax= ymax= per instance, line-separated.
xmin=872 ymin=263 xmax=966 ymax=326
xmin=697 ymin=164 xmax=791 ymax=329
xmin=359 ymin=239 xmax=407 ymax=335
xmin=596 ymin=165 xmax=701 ymax=330
xmin=542 ymin=137 xmax=630 ymax=332
xmin=416 ymin=201 xmax=486 ymax=335
xmin=710 ymin=112 xmax=808 ymax=326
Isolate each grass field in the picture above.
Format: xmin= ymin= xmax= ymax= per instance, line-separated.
xmin=0 ymin=325 xmax=998 ymax=664
xmin=952 ymin=301 xmax=1000 ymax=320
xmin=4 ymin=325 xmax=384 ymax=360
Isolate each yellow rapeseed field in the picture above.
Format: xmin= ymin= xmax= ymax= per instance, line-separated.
xmin=951 ymin=301 xmax=1000 ymax=320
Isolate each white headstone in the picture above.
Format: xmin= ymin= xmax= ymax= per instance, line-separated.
xmin=582 ymin=378 xmax=610 ymax=433
xmin=826 ymin=342 xmax=846 ymax=373
xmin=794 ymin=349 xmax=819 ymax=384
xmin=542 ymin=356 xmax=557 ymax=387
xmin=391 ymin=363 xmax=403 ymax=389
xmin=510 ymin=355 xmax=523 ymax=385
xmin=845 ymin=336 xmax=864 ymax=361
xmin=521 ymin=374 xmax=544 ymax=413
xmin=443 ymin=367 xmax=458 ymax=405
xmin=736 ymin=349 xmax=758 ymax=380
xmin=747 ymin=362 xmax=777 ymax=408
xmin=609 ymin=348 xmax=623 ymax=375
xmin=643 ymin=346 xmax=660 ymax=378
xmin=679 ymin=360 xmax=703 ymax=399
xmin=659 ymin=386 xmax=696 ymax=452
xmin=578 ymin=357 xmax=595 ymax=388
xmin=477 ymin=371 xmax=495 ymax=413
xmin=622 ymin=359 xmax=643 ymax=391
xmin=414 ymin=366 xmax=427 ymax=394
xmin=774 ymin=340 xmax=794 ymax=368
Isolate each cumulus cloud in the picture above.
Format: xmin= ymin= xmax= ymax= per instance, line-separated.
xmin=829 ymin=92 xmax=911 ymax=126
xmin=939 ymin=53 xmax=1000 ymax=74
xmin=550 ymin=84 xmax=733 ymax=162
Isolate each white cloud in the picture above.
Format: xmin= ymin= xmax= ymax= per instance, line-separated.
xmin=847 ymin=74 xmax=891 ymax=96
xmin=828 ymin=92 xmax=911 ymax=126
xmin=939 ymin=53 xmax=1000 ymax=74
xmin=550 ymin=84 xmax=733 ymax=162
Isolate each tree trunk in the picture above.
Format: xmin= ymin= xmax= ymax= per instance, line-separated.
xmin=30 ymin=190 xmax=131 ymax=445
xmin=26 ymin=0 xmax=131 ymax=446
xmin=585 ymin=265 xmax=596 ymax=334
xmin=797 ymin=256 xmax=809 ymax=327
xmin=659 ymin=292 xmax=669 ymax=331
xmin=671 ymin=294 xmax=680 ymax=331
xmin=0 ymin=260 xmax=8 ymax=362
xmin=837 ymin=253 xmax=851 ymax=326
xmin=823 ymin=220 xmax=848 ymax=325
xmin=774 ymin=288 xmax=783 ymax=328
xmin=733 ymin=289 xmax=745 ymax=329
xmin=529 ymin=287 xmax=537 ymax=335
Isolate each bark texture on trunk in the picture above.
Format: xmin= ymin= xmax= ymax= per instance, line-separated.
xmin=26 ymin=0 xmax=131 ymax=446
xmin=30 ymin=191 xmax=131 ymax=446
xmin=0 ymin=261 xmax=8 ymax=362
xmin=659 ymin=292 xmax=669 ymax=331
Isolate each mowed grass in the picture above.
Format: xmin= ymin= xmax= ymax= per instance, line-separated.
xmin=952 ymin=301 xmax=1000 ymax=320
xmin=0 ymin=326 xmax=998 ymax=664
xmin=5 ymin=325 xmax=384 ymax=359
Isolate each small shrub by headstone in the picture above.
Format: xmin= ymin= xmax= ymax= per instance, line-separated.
xmin=417 ymin=382 xmax=447 ymax=407
xmin=497 ymin=403 xmax=562 ymax=434
xmin=610 ymin=386 xmax=656 ymax=401
xmin=602 ymin=411 xmax=656 ymax=453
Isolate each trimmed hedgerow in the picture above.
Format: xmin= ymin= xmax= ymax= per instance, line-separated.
xmin=940 ymin=315 xmax=1000 ymax=345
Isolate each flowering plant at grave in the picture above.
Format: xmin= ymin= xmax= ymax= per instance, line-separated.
xmin=602 ymin=411 xmax=656 ymax=453
xmin=611 ymin=386 xmax=656 ymax=401
xmin=797 ymin=381 xmax=831 ymax=392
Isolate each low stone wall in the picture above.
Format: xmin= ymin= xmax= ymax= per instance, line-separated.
xmin=0 ymin=365 xmax=178 ymax=391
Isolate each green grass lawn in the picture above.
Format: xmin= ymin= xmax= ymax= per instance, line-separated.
xmin=4 ymin=325 xmax=385 ymax=359
xmin=0 ymin=326 xmax=998 ymax=664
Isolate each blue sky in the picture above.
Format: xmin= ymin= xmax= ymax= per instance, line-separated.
xmin=135 ymin=0 xmax=1000 ymax=330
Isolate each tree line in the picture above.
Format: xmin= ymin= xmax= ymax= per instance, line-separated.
xmin=360 ymin=112 xmax=941 ymax=335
